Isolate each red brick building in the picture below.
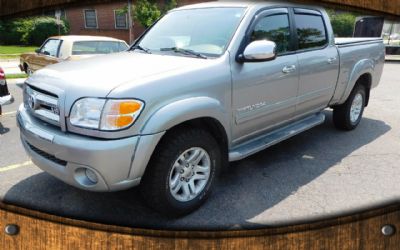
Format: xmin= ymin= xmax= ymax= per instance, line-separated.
xmin=63 ymin=0 xmax=203 ymax=44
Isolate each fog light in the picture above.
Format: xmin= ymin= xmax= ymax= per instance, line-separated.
xmin=85 ymin=169 xmax=98 ymax=184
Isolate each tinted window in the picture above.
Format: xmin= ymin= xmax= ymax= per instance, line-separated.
xmin=250 ymin=14 xmax=291 ymax=54
xmin=295 ymin=14 xmax=327 ymax=50
xmin=85 ymin=10 xmax=97 ymax=28
xmin=72 ymin=41 xmax=128 ymax=55
xmin=40 ymin=39 xmax=61 ymax=57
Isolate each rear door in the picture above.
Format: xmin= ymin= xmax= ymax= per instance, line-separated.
xmin=292 ymin=8 xmax=339 ymax=117
xmin=231 ymin=8 xmax=299 ymax=144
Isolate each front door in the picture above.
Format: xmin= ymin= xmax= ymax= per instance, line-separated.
xmin=31 ymin=39 xmax=62 ymax=71
xmin=231 ymin=9 xmax=299 ymax=145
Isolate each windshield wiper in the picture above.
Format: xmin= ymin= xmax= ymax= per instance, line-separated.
xmin=130 ymin=45 xmax=151 ymax=54
xmin=160 ymin=47 xmax=207 ymax=59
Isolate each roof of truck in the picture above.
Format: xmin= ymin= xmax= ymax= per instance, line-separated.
xmin=176 ymin=1 xmax=322 ymax=11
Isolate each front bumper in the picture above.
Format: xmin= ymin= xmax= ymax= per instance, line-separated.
xmin=0 ymin=94 xmax=13 ymax=106
xmin=17 ymin=104 xmax=163 ymax=192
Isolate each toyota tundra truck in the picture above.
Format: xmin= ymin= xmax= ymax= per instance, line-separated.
xmin=17 ymin=2 xmax=385 ymax=216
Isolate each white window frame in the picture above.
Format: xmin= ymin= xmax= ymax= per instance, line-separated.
xmin=84 ymin=9 xmax=98 ymax=29
xmin=114 ymin=10 xmax=128 ymax=30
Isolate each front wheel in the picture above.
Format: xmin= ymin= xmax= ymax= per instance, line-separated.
xmin=333 ymin=84 xmax=366 ymax=131
xmin=140 ymin=128 xmax=221 ymax=217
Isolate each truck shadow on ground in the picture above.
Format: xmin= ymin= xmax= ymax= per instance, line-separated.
xmin=0 ymin=122 xmax=10 ymax=135
xmin=3 ymin=111 xmax=391 ymax=230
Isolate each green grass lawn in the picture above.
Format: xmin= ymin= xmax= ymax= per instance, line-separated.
xmin=6 ymin=73 xmax=28 ymax=79
xmin=0 ymin=45 xmax=37 ymax=59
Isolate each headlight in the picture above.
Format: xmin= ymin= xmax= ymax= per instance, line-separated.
xmin=69 ymin=98 xmax=144 ymax=131
xmin=100 ymin=99 xmax=144 ymax=130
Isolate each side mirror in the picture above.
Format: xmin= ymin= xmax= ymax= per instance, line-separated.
xmin=35 ymin=49 xmax=40 ymax=54
xmin=239 ymin=40 xmax=277 ymax=62
xmin=43 ymin=51 xmax=50 ymax=56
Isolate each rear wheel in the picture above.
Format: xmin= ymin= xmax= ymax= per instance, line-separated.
xmin=140 ymin=128 xmax=221 ymax=217
xmin=333 ymin=84 xmax=366 ymax=131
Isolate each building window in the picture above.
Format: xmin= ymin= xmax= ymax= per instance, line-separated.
xmin=84 ymin=9 xmax=98 ymax=29
xmin=114 ymin=11 xmax=128 ymax=29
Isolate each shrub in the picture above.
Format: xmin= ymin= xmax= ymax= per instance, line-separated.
xmin=327 ymin=9 xmax=358 ymax=37
xmin=26 ymin=17 xmax=69 ymax=45
xmin=0 ymin=16 xmax=70 ymax=46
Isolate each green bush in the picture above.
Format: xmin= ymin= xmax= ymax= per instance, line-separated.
xmin=327 ymin=9 xmax=358 ymax=37
xmin=0 ymin=17 xmax=70 ymax=46
xmin=27 ymin=17 xmax=70 ymax=45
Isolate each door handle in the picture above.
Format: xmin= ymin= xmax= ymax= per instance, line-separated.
xmin=327 ymin=57 xmax=337 ymax=64
xmin=282 ymin=65 xmax=296 ymax=74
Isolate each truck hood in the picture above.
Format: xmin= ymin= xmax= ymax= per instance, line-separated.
xmin=27 ymin=51 xmax=209 ymax=104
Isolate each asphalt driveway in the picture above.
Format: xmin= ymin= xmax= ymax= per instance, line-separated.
xmin=0 ymin=62 xmax=399 ymax=230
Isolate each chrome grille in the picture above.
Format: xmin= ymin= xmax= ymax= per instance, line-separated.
xmin=24 ymin=84 xmax=60 ymax=126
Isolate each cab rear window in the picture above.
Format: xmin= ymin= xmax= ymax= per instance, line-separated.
xmin=72 ymin=41 xmax=128 ymax=55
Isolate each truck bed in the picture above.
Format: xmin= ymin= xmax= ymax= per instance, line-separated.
xmin=329 ymin=37 xmax=385 ymax=106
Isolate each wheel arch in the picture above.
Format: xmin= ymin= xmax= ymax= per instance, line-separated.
xmin=339 ymin=59 xmax=374 ymax=106
xmin=355 ymin=73 xmax=372 ymax=107
xmin=23 ymin=62 xmax=29 ymax=72
xmin=131 ymin=97 xmax=231 ymax=180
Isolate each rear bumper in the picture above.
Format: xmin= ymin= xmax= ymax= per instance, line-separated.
xmin=17 ymin=104 xmax=153 ymax=192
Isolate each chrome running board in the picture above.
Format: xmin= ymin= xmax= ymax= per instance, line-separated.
xmin=229 ymin=113 xmax=325 ymax=161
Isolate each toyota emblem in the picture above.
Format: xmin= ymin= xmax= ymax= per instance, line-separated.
xmin=28 ymin=94 xmax=36 ymax=110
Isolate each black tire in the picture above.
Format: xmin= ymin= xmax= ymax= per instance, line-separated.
xmin=140 ymin=128 xmax=221 ymax=217
xmin=25 ymin=65 xmax=32 ymax=76
xmin=333 ymin=84 xmax=366 ymax=131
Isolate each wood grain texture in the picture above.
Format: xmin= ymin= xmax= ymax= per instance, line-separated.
xmin=1 ymin=202 xmax=400 ymax=249
xmin=0 ymin=0 xmax=400 ymax=17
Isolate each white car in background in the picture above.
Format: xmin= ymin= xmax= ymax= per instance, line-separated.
xmin=20 ymin=35 xmax=129 ymax=75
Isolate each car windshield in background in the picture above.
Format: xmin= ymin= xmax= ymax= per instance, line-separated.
xmin=72 ymin=41 xmax=128 ymax=55
xmin=136 ymin=7 xmax=246 ymax=57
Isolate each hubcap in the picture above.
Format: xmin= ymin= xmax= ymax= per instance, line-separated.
xmin=169 ymin=147 xmax=211 ymax=202
xmin=350 ymin=93 xmax=363 ymax=123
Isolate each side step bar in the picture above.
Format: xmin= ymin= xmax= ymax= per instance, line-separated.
xmin=229 ymin=113 xmax=326 ymax=162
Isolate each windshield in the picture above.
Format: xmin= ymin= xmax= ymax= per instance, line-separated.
xmin=136 ymin=7 xmax=246 ymax=57
xmin=72 ymin=41 xmax=128 ymax=55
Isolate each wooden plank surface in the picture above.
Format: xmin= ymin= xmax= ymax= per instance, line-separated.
xmin=0 ymin=0 xmax=400 ymax=17
xmin=1 ymin=202 xmax=400 ymax=249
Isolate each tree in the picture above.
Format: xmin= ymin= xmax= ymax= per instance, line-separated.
xmin=117 ymin=0 xmax=177 ymax=29
xmin=134 ymin=0 xmax=162 ymax=28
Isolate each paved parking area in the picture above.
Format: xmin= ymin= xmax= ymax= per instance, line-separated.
xmin=0 ymin=62 xmax=399 ymax=230
xmin=1 ymin=59 xmax=23 ymax=75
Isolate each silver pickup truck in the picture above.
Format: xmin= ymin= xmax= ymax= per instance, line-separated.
xmin=17 ymin=2 xmax=384 ymax=216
